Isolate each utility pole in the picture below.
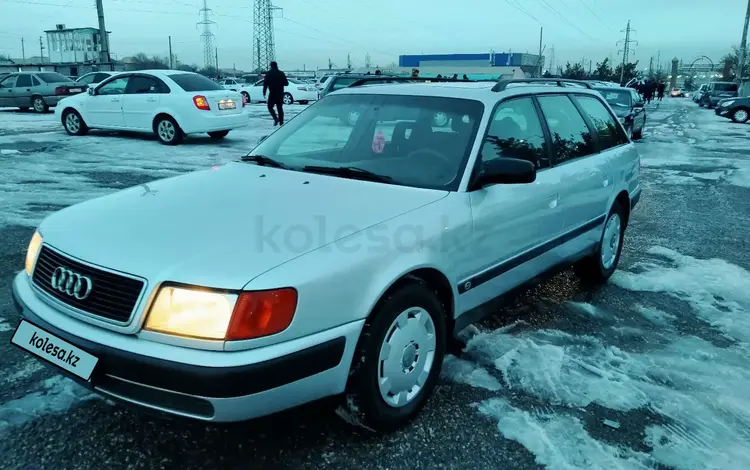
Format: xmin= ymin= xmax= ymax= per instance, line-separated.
xmin=549 ymin=45 xmax=556 ymax=76
xmin=589 ymin=60 xmax=593 ymax=75
xmin=538 ymin=27 xmax=543 ymax=77
xmin=39 ymin=37 xmax=45 ymax=63
xmin=21 ymin=38 xmax=25 ymax=60
xmin=198 ymin=0 xmax=217 ymax=70
xmin=215 ymin=47 xmax=219 ymax=77
xmin=95 ymin=0 xmax=110 ymax=63
xmin=168 ymin=36 xmax=173 ymax=69
xmin=347 ymin=53 xmax=352 ymax=70
xmin=737 ymin=0 xmax=750 ymax=82
xmin=617 ymin=20 xmax=637 ymax=85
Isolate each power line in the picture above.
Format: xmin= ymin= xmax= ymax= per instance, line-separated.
xmin=575 ymin=0 xmax=612 ymax=31
xmin=617 ymin=20 xmax=637 ymax=84
xmin=536 ymin=0 xmax=592 ymax=38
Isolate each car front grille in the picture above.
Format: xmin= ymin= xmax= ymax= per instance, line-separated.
xmin=31 ymin=245 xmax=145 ymax=323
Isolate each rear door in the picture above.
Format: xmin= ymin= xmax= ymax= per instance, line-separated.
xmin=537 ymin=94 xmax=611 ymax=235
xmin=0 ymin=75 xmax=16 ymax=107
xmin=122 ymin=74 xmax=168 ymax=130
xmin=87 ymin=75 xmax=129 ymax=128
xmin=12 ymin=74 xmax=33 ymax=107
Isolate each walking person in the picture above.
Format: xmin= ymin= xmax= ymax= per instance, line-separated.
xmin=657 ymin=82 xmax=666 ymax=101
xmin=262 ymin=61 xmax=289 ymax=126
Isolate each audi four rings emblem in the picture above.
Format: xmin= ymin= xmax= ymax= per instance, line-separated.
xmin=50 ymin=267 xmax=93 ymax=300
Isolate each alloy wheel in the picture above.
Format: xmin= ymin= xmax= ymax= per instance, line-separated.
xmin=65 ymin=113 xmax=80 ymax=133
xmin=601 ymin=214 xmax=622 ymax=270
xmin=158 ymin=120 xmax=176 ymax=142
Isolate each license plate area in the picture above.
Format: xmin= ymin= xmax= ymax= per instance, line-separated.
xmin=218 ymin=100 xmax=236 ymax=110
xmin=11 ymin=320 xmax=99 ymax=381
xmin=69 ymin=88 xmax=82 ymax=93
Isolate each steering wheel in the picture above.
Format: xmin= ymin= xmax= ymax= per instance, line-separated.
xmin=405 ymin=148 xmax=455 ymax=183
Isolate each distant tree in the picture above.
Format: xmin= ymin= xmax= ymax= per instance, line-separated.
xmin=177 ymin=63 xmax=200 ymax=73
xmin=199 ymin=66 xmax=218 ymax=78
xmin=592 ymin=58 xmax=614 ymax=81
xmin=613 ymin=61 xmax=639 ymax=85
xmin=129 ymin=53 xmax=169 ymax=70
xmin=561 ymin=61 xmax=586 ymax=80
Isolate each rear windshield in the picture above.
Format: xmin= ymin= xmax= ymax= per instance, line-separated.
xmin=330 ymin=77 xmax=361 ymax=91
xmin=713 ymin=83 xmax=738 ymax=92
xmin=168 ymin=73 xmax=223 ymax=91
xmin=35 ymin=72 xmax=72 ymax=83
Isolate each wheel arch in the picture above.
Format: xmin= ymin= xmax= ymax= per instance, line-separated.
xmin=613 ymin=190 xmax=631 ymax=228
xmin=151 ymin=112 xmax=182 ymax=133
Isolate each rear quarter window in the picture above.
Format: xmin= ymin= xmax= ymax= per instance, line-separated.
xmin=331 ymin=77 xmax=359 ymax=91
xmin=714 ymin=83 xmax=738 ymax=92
xmin=168 ymin=73 xmax=223 ymax=91
xmin=35 ymin=72 xmax=72 ymax=83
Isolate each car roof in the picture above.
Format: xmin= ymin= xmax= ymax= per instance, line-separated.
xmin=592 ymin=86 xmax=633 ymax=92
xmin=332 ymin=81 xmax=606 ymax=106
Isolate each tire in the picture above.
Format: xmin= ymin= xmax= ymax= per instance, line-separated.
xmin=633 ymin=123 xmax=643 ymax=140
xmin=62 ymin=109 xmax=88 ymax=136
xmin=241 ymin=91 xmax=250 ymax=103
xmin=731 ymin=108 xmax=750 ymax=124
xmin=32 ymin=96 xmax=48 ymax=113
xmin=18 ymin=107 xmax=29 ymax=112
xmin=336 ymin=281 xmax=446 ymax=433
xmin=208 ymin=130 xmax=229 ymax=139
xmin=575 ymin=201 xmax=627 ymax=284
xmin=154 ymin=116 xmax=183 ymax=145
xmin=283 ymin=92 xmax=293 ymax=105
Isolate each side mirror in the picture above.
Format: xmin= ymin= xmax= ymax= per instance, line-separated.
xmin=634 ymin=101 xmax=644 ymax=108
xmin=475 ymin=158 xmax=536 ymax=188
xmin=87 ymin=87 xmax=95 ymax=96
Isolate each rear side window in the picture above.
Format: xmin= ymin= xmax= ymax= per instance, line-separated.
xmin=127 ymin=76 xmax=168 ymax=94
xmin=537 ymin=95 xmax=595 ymax=164
xmin=168 ymin=73 xmax=222 ymax=91
xmin=713 ymin=83 xmax=738 ymax=92
xmin=574 ymin=95 xmax=628 ymax=150
xmin=16 ymin=74 xmax=32 ymax=87
xmin=481 ymin=97 xmax=550 ymax=170
xmin=35 ymin=72 xmax=72 ymax=83
xmin=331 ymin=77 xmax=359 ymax=91
xmin=94 ymin=73 xmax=110 ymax=83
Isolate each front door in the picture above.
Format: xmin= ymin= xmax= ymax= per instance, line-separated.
xmin=122 ymin=75 xmax=164 ymax=130
xmin=462 ymin=96 xmax=564 ymax=310
xmin=0 ymin=75 xmax=17 ymax=107
xmin=87 ymin=75 xmax=129 ymax=128
xmin=12 ymin=74 xmax=33 ymax=107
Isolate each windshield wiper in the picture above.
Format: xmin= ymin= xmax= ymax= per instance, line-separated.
xmin=240 ymin=154 xmax=290 ymax=169
xmin=301 ymin=165 xmax=395 ymax=184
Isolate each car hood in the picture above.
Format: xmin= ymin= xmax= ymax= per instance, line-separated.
xmin=39 ymin=162 xmax=448 ymax=289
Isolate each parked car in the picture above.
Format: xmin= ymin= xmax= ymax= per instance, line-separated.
xmin=692 ymin=84 xmax=708 ymax=103
xmin=12 ymin=78 xmax=640 ymax=432
xmin=715 ymin=96 xmax=750 ymax=123
xmin=218 ymin=78 xmax=240 ymax=91
xmin=670 ymin=88 xmax=684 ymax=97
xmin=0 ymin=71 xmax=87 ymax=113
xmin=55 ymin=70 xmax=248 ymax=145
xmin=593 ymin=86 xmax=646 ymax=139
xmin=318 ymin=74 xmax=403 ymax=99
xmin=75 ymin=71 xmax=115 ymax=86
xmin=698 ymin=81 xmax=739 ymax=108
xmin=238 ymin=78 xmax=314 ymax=105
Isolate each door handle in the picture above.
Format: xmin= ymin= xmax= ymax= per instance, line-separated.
xmin=548 ymin=193 xmax=559 ymax=209
xmin=111 ymin=98 xmax=119 ymax=102
xmin=146 ymin=98 xmax=157 ymax=102
xmin=26 ymin=89 xmax=31 ymax=91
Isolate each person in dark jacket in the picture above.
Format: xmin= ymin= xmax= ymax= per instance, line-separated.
xmin=262 ymin=61 xmax=289 ymax=126
xmin=657 ymin=82 xmax=666 ymax=101
xmin=462 ymin=74 xmax=469 ymax=81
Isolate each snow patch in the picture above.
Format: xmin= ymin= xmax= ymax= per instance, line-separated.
xmin=0 ymin=318 xmax=12 ymax=332
xmin=442 ymin=355 xmax=502 ymax=391
xmin=0 ymin=149 xmax=20 ymax=155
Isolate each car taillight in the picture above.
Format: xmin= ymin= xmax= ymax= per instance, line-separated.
xmin=55 ymin=87 xmax=67 ymax=95
xmin=193 ymin=95 xmax=210 ymax=110
xmin=241 ymin=94 xmax=247 ymax=107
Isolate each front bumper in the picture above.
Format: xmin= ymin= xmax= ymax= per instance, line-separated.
xmin=12 ymin=272 xmax=363 ymax=422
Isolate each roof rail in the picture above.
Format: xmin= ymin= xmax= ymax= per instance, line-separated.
xmin=348 ymin=76 xmax=489 ymax=88
xmin=491 ymin=78 xmax=593 ymax=92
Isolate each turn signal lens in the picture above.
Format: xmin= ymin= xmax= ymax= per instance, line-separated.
xmin=25 ymin=231 xmax=43 ymax=276
xmin=193 ymin=95 xmax=210 ymax=110
xmin=226 ymin=288 xmax=297 ymax=340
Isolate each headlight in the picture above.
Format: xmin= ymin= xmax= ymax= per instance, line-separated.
xmin=25 ymin=231 xmax=43 ymax=276
xmin=721 ymin=100 xmax=735 ymax=107
xmin=144 ymin=285 xmax=297 ymax=340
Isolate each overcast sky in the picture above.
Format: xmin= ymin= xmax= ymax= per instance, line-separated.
xmin=1 ymin=0 xmax=747 ymax=72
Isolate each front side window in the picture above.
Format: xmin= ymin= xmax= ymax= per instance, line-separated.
xmin=331 ymin=77 xmax=359 ymax=92
xmin=16 ymin=74 xmax=32 ymax=88
xmin=480 ymin=97 xmax=549 ymax=170
xmin=714 ymin=83 xmax=738 ymax=92
xmin=76 ymin=73 xmax=96 ymax=85
xmin=575 ymin=95 xmax=628 ymax=150
xmin=97 ymin=76 xmax=129 ymax=95
xmin=93 ymin=73 xmax=110 ymax=83
xmin=537 ymin=95 xmax=595 ymax=164
xmin=249 ymin=94 xmax=484 ymax=190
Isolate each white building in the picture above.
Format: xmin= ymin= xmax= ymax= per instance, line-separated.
xmin=45 ymin=24 xmax=110 ymax=64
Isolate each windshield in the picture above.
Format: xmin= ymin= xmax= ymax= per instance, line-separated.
xmin=596 ymin=89 xmax=632 ymax=108
xmin=35 ymin=72 xmax=73 ymax=83
xmin=248 ymin=94 xmax=484 ymax=190
xmin=168 ymin=73 xmax=223 ymax=91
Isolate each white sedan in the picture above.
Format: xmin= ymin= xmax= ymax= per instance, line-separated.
xmin=55 ymin=70 xmax=248 ymax=145
xmin=239 ymin=78 xmax=317 ymax=105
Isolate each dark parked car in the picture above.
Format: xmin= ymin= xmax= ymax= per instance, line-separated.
xmin=593 ymin=86 xmax=646 ymax=139
xmin=698 ymin=81 xmax=739 ymax=108
xmin=715 ymin=96 xmax=750 ymax=123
